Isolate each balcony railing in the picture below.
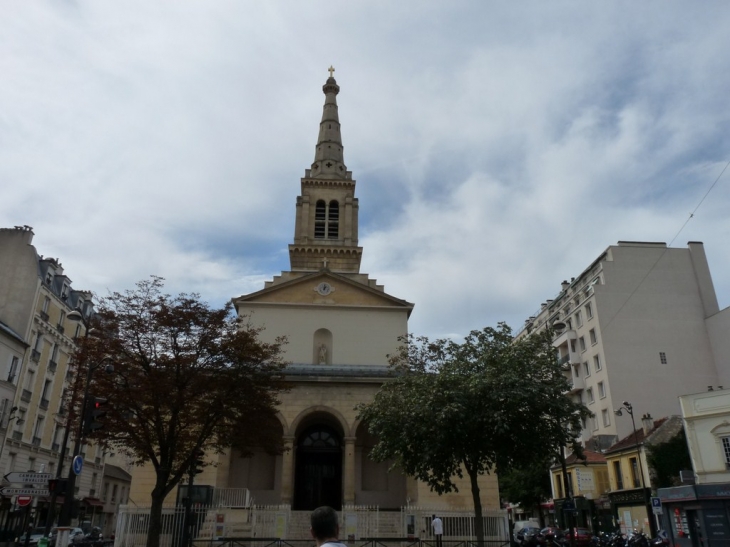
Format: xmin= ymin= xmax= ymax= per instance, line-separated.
xmin=95 ymin=457 xmax=101 ymax=465
xmin=557 ymin=354 xmax=571 ymax=366
xmin=21 ymin=390 xmax=32 ymax=403
xmin=56 ymin=324 xmax=65 ymax=334
xmin=31 ymin=436 xmax=41 ymax=447
xmin=52 ymin=442 xmax=60 ymax=452
xmin=211 ymin=488 xmax=252 ymax=508
xmin=58 ymin=406 xmax=67 ymax=416
xmin=12 ymin=431 xmax=22 ymax=441
xmin=40 ymin=311 xmax=49 ymax=322
xmin=66 ymin=370 xmax=74 ymax=381
xmin=48 ymin=360 xmax=57 ymax=373
xmin=568 ymin=376 xmax=585 ymax=394
xmin=31 ymin=350 xmax=41 ymax=363
xmin=40 ymin=398 xmax=49 ymax=410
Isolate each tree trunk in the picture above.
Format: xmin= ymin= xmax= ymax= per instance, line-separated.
xmin=146 ymin=487 xmax=167 ymax=547
xmin=468 ymin=468 xmax=485 ymax=547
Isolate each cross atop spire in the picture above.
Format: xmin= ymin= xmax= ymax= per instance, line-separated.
xmin=328 ymin=65 xmax=335 ymax=78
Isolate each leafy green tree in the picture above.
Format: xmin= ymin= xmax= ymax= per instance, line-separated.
xmin=357 ymin=324 xmax=590 ymax=546
xmin=647 ymin=429 xmax=692 ymax=488
xmin=82 ymin=277 xmax=288 ymax=547
xmin=498 ymin=460 xmax=552 ymax=527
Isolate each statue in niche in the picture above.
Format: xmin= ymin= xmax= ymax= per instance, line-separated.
xmin=318 ymin=343 xmax=328 ymax=365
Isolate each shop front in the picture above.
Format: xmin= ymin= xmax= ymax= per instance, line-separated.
xmin=609 ymin=488 xmax=653 ymax=535
xmin=658 ymin=484 xmax=730 ymax=547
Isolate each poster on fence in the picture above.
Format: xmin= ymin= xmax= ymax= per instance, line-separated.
xmin=346 ymin=513 xmax=357 ymax=542
xmin=215 ymin=514 xmax=225 ymax=539
xmin=275 ymin=512 xmax=287 ymax=539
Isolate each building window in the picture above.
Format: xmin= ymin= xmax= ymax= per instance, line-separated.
xmin=602 ymin=408 xmax=610 ymax=427
xmin=594 ymin=354 xmax=602 ymax=372
xmin=613 ymin=461 xmax=624 ymax=490
xmin=722 ymin=437 xmax=730 ymax=467
xmin=598 ymin=381 xmax=606 ymax=398
xmin=660 ymin=352 xmax=667 ymax=364
xmin=579 ymin=337 xmax=586 ymax=352
xmin=555 ymin=474 xmax=563 ymax=498
xmin=583 ymin=362 xmax=590 ymax=377
xmin=313 ymin=200 xmax=339 ymax=239
xmin=630 ymin=457 xmax=641 ymax=488
xmin=112 ymin=484 xmax=118 ymax=503
xmin=587 ymin=387 xmax=595 ymax=404
xmin=575 ymin=310 xmax=583 ymax=327
xmin=592 ymin=415 xmax=599 ymax=431
xmin=589 ymin=329 xmax=598 ymax=345
xmin=103 ymin=482 xmax=109 ymax=501
xmin=585 ymin=302 xmax=593 ymax=319
xmin=7 ymin=356 xmax=19 ymax=384
xmin=28 ymin=457 xmax=35 ymax=472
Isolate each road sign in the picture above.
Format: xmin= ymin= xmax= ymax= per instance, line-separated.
xmin=651 ymin=497 xmax=663 ymax=515
xmin=16 ymin=495 xmax=32 ymax=507
xmin=72 ymin=455 xmax=83 ymax=475
xmin=0 ymin=487 xmax=50 ymax=496
xmin=563 ymin=500 xmax=576 ymax=511
xmin=3 ymin=472 xmax=53 ymax=484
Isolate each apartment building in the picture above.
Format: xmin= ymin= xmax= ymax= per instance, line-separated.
xmin=0 ymin=226 xmax=107 ymax=535
xmin=518 ymin=241 xmax=728 ymax=450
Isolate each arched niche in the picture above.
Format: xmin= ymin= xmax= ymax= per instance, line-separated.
xmin=313 ymin=328 xmax=333 ymax=365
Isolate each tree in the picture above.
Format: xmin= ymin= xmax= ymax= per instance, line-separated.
xmin=82 ymin=277 xmax=288 ymax=547
xmin=357 ymin=324 xmax=590 ymax=546
xmin=647 ymin=429 xmax=692 ymax=488
xmin=498 ymin=460 xmax=552 ymax=527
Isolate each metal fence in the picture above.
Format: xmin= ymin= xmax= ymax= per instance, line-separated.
xmin=402 ymin=507 xmax=509 ymax=542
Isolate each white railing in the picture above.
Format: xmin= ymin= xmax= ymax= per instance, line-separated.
xmin=212 ymin=488 xmax=252 ymax=508
xmin=342 ymin=504 xmax=380 ymax=539
xmin=251 ymin=504 xmax=291 ymax=538
xmin=402 ymin=506 xmax=510 ymax=541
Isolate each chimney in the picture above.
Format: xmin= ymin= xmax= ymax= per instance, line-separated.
xmin=561 ymin=280 xmax=570 ymax=290
xmin=641 ymin=413 xmax=654 ymax=436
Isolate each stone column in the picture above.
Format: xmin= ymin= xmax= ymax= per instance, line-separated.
xmin=281 ymin=436 xmax=296 ymax=504
xmin=343 ymin=436 xmax=356 ymax=505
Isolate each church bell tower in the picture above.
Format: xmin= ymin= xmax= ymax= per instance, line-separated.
xmin=289 ymin=67 xmax=362 ymax=273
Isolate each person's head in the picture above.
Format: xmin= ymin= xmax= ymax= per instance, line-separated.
xmin=311 ymin=506 xmax=339 ymax=542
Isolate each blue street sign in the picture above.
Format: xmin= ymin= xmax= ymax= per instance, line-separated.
xmin=72 ymin=455 xmax=83 ymax=476
xmin=651 ymin=497 xmax=663 ymax=514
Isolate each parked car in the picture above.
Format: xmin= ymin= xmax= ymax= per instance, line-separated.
xmin=514 ymin=520 xmax=541 ymax=543
xmin=16 ymin=527 xmax=50 ymax=547
xmin=518 ymin=527 xmax=542 ymax=547
xmin=564 ymin=528 xmax=592 ymax=547
xmin=537 ymin=527 xmax=566 ymax=547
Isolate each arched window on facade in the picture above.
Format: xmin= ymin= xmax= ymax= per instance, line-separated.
xmin=313 ymin=200 xmax=339 ymax=239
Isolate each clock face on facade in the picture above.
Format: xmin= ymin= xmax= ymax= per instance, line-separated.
xmin=316 ymin=282 xmax=333 ymax=296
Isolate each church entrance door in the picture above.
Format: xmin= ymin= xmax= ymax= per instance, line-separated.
xmin=294 ymin=425 xmax=342 ymax=510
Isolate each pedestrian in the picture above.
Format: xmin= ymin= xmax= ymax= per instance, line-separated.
xmin=432 ymin=515 xmax=443 ymax=547
xmin=311 ymin=506 xmax=348 ymax=547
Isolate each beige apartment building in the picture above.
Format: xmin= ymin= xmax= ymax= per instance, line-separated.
xmin=0 ymin=226 xmax=108 ymax=535
xmin=519 ymin=241 xmax=728 ymax=451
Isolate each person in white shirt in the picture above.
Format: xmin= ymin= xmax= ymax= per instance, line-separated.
xmin=311 ymin=506 xmax=348 ymax=547
xmin=432 ymin=515 xmax=443 ymax=547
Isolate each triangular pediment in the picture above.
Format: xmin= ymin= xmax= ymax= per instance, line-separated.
xmin=233 ymin=270 xmax=413 ymax=314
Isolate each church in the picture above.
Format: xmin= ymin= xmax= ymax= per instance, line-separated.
xmin=128 ymin=70 xmax=499 ymax=530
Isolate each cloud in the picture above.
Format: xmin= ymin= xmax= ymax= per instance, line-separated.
xmin=1 ymin=1 xmax=729 ymax=340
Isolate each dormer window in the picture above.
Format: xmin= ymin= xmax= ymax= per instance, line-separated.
xmin=46 ymin=273 xmax=53 ymax=285
xmin=314 ymin=200 xmax=339 ymax=239
xmin=61 ymin=284 xmax=68 ymax=300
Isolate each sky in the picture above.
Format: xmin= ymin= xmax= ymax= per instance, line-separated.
xmin=2 ymin=1 xmax=729 ymax=341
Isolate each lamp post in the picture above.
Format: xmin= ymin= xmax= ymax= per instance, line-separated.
xmin=54 ymin=310 xmax=113 ymax=531
xmin=614 ymin=401 xmax=651 ymax=534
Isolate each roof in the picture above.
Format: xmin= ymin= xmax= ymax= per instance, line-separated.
xmin=604 ymin=417 xmax=669 ymax=455
xmin=0 ymin=320 xmax=27 ymax=346
xmin=551 ymin=449 xmax=606 ymax=470
xmin=103 ymin=464 xmax=132 ymax=482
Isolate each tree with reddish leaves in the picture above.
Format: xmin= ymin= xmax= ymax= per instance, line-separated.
xmin=81 ymin=277 xmax=287 ymax=547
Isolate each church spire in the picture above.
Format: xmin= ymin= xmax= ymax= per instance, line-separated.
xmin=289 ymin=69 xmax=362 ymax=273
xmin=308 ymin=66 xmax=348 ymax=180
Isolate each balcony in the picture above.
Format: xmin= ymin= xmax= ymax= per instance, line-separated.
xmin=31 ymin=436 xmax=41 ymax=447
xmin=40 ymin=398 xmax=49 ymax=410
xmin=553 ymin=329 xmax=577 ymax=348
xmin=21 ymin=389 xmax=32 ymax=403
xmin=31 ymin=350 xmax=41 ymax=363
xmin=12 ymin=431 xmax=22 ymax=441
xmin=65 ymin=370 xmax=74 ymax=382
xmin=52 ymin=442 xmax=60 ymax=452
xmin=58 ymin=406 xmax=67 ymax=416
xmin=568 ymin=375 xmax=585 ymax=394
xmin=40 ymin=311 xmax=49 ymax=322
xmin=56 ymin=324 xmax=65 ymax=334
xmin=48 ymin=360 xmax=57 ymax=373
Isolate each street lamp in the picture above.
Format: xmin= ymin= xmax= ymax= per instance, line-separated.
xmin=51 ymin=309 xmax=113 ymax=532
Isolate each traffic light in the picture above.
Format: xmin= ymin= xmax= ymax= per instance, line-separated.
xmin=83 ymin=396 xmax=108 ymax=435
xmin=191 ymin=450 xmax=205 ymax=475
xmin=48 ymin=478 xmax=68 ymax=495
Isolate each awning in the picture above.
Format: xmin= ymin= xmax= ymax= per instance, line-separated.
xmin=83 ymin=497 xmax=104 ymax=507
